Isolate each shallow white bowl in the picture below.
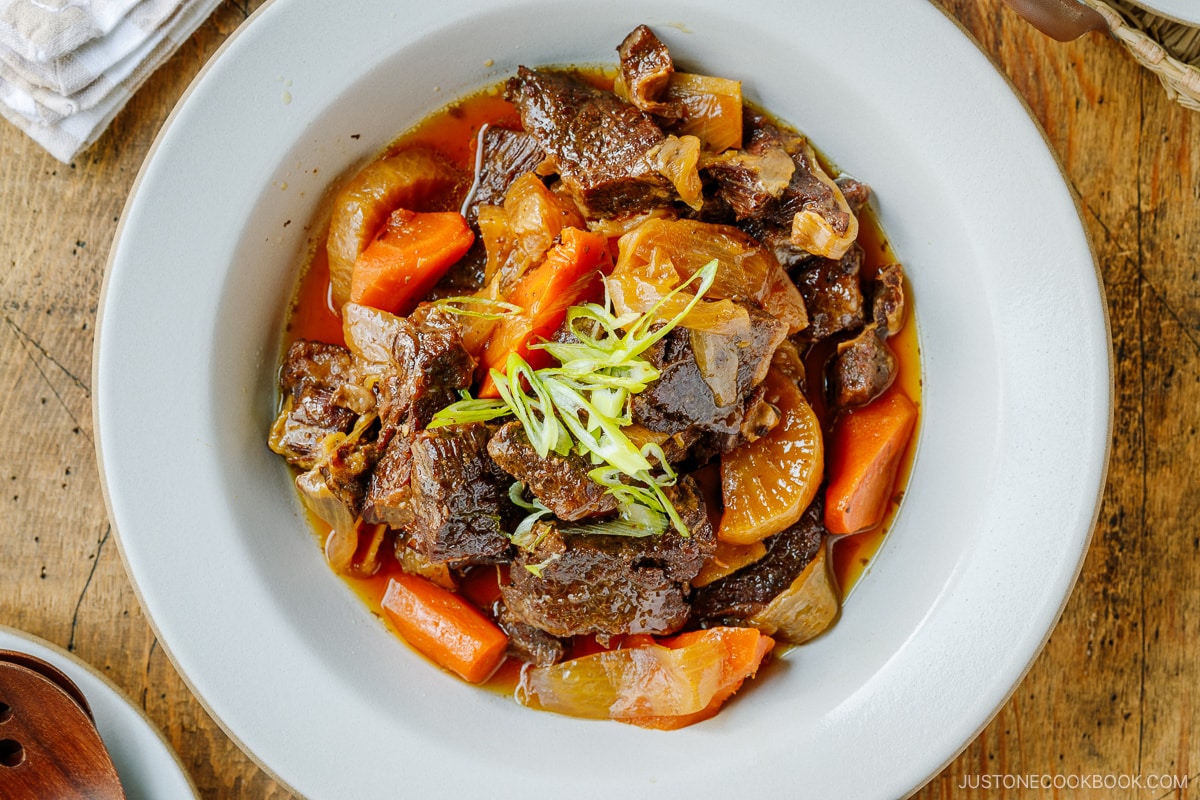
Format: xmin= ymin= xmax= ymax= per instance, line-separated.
xmin=95 ymin=1 xmax=1111 ymax=797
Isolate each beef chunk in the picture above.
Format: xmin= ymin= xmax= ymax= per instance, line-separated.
xmin=738 ymin=384 xmax=782 ymax=442
xmin=393 ymin=305 xmax=475 ymax=429
xmin=504 ymin=66 xmax=674 ymax=217
xmin=406 ymin=422 xmax=513 ymax=565
xmin=683 ymin=384 xmax=783 ymax=467
xmin=702 ymin=107 xmax=796 ymax=219
xmin=497 ymin=604 xmax=566 ymax=666
xmin=734 ymin=305 xmax=790 ymax=389
xmin=294 ymin=433 xmax=378 ymax=535
xmin=630 ymin=305 xmax=786 ymax=448
xmin=791 ymin=244 xmax=866 ymax=343
xmin=440 ymin=128 xmax=544 ymax=298
xmin=632 ymin=326 xmax=739 ymax=438
xmin=827 ymin=328 xmax=897 ymax=409
xmin=344 ymin=303 xmax=475 ymax=438
xmin=487 ymin=420 xmax=619 ymax=521
xmin=872 ymin=262 xmax=906 ymax=337
xmin=430 ymin=237 xmax=488 ymax=298
xmin=314 ymin=436 xmax=376 ymax=514
xmin=500 ymin=476 xmax=715 ymax=638
xmin=826 ymin=262 xmax=905 ymax=410
xmin=776 ymin=143 xmax=853 ymax=248
xmin=836 ymin=175 xmax=871 ymax=214
xmin=615 ymin=25 xmax=682 ymax=118
xmin=703 ymin=148 xmax=796 ymax=220
xmin=691 ymin=500 xmax=825 ymax=626
xmin=361 ymin=430 xmax=415 ymax=528
xmin=737 ymin=111 xmax=856 ymax=268
xmin=464 ymin=126 xmax=546 ymax=223
xmin=269 ymin=340 xmax=361 ymax=469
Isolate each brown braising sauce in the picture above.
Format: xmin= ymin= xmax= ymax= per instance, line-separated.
xmin=280 ymin=72 xmax=921 ymax=688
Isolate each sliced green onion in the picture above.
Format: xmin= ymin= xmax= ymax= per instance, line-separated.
xmin=508 ymin=481 xmax=541 ymax=511
xmin=427 ymin=397 xmax=511 ymax=428
xmin=436 ymin=259 xmax=719 ymax=539
xmin=493 ymin=356 xmax=571 ymax=459
xmin=559 ymin=513 xmax=665 ymax=538
xmin=524 ymin=553 xmax=560 ymax=578
xmin=539 ymin=375 xmax=653 ymax=477
xmin=431 ymin=295 xmax=524 ymax=320
xmin=508 ymin=482 xmax=555 ymax=550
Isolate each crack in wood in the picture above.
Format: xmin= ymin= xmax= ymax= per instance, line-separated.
xmin=2 ymin=313 xmax=90 ymax=394
xmin=67 ymin=523 xmax=112 ymax=652
xmin=2 ymin=314 xmax=92 ymax=442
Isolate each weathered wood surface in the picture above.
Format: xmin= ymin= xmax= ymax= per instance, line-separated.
xmin=0 ymin=1 xmax=1194 ymax=797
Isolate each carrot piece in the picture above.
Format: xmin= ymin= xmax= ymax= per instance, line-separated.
xmin=349 ymin=208 xmax=474 ymax=316
xmin=630 ymin=627 xmax=775 ymax=730
xmin=824 ymin=390 xmax=919 ymax=535
xmin=477 ymin=226 xmax=612 ymax=397
xmin=380 ymin=573 xmax=508 ymax=684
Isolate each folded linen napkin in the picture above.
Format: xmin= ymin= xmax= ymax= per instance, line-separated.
xmin=0 ymin=0 xmax=222 ymax=162
xmin=0 ymin=0 xmax=144 ymax=63
xmin=1 ymin=0 xmax=189 ymax=96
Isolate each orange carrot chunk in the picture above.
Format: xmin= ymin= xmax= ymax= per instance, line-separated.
xmin=380 ymin=573 xmax=508 ymax=684
xmin=477 ymin=226 xmax=612 ymax=398
xmin=349 ymin=208 xmax=474 ymax=316
xmin=824 ymin=390 xmax=918 ymax=535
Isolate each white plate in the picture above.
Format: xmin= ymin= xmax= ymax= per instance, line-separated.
xmin=1124 ymin=0 xmax=1200 ymax=25
xmin=0 ymin=626 xmax=198 ymax=799
xmin=94 ymin=1 xmax=1112 ymax=798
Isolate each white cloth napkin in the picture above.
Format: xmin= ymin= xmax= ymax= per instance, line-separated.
xmin=0 ymin=0 xmax=222 ymax=162
xmin=0 ymin=0 xmax=144 ymax=63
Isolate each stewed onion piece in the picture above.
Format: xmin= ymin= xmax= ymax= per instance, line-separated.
xmin=649 ymin=134 xmax=704 ymax=210
xmin=789 ymin=141 xmax=859 ymax=261
xmin=663 ymin=73 xmax=744 ymax=153
xmin=609 ymin=217 xmax=808 ymax=334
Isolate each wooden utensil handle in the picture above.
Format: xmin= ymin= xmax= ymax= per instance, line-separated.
xmin=0 ymin=662 xmax=125 ymax=800
xmin=0 ymin=651 xmax=93 ymax=723
xmin=1000 ymin=0 xmax=1108 ymax=40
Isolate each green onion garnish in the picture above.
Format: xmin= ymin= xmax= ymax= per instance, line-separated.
xmin=430 ymin=295 xmax=524 ymax=320
xmin=431 ymin=259 xmax=719 ymax=540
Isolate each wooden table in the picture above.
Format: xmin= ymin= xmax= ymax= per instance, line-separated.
xmin=0 ymin=1 xmax=1194 ymax=796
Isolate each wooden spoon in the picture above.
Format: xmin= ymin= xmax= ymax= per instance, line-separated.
xmin=0 ymin=656 xmax=126 ymax=800
xmin=1000 ymin=0 xmax=1109 ymax=41
xmin=0 ymin=651 xmax=93 ymax=722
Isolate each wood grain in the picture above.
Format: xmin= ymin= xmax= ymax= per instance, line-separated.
xmin=0 ymin=1 xmax=1195 ymax=797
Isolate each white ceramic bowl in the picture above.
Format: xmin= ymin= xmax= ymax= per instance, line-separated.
xmin=95 ymin=1 xmax=1111 ymax=797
